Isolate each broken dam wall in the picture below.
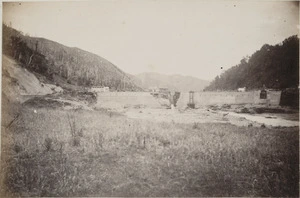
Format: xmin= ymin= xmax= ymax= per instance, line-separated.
xmin=95 ymin=92 xmax=164 ymax=109
xmin=176 ymin=91 xmax=282 ymax=109
xmin=95 ymin=91 xmax=282 ymax=109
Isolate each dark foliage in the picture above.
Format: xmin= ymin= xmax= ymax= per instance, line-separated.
xmin=280 ymin=88 xmax=299 ymax=107
xmin=204 ymin=36 xmax=299 ymax=91
xmin=3 ymin=25 xmax=53 ymax=80
xmin=2 ymin=24 xmax=142 ymax=91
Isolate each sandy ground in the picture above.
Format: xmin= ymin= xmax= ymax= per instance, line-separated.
xmin=47 ymin=93 xmax=298 ymax=128
xmin=20 ymin=91 xmax=298 ymax=129
xmin=92 ymin=91 xmax=298 ymax=128
xmin=220 ymin=111 xmax=299 ymax=127
xmin=122 ymin=107 xmax=298 ymax=128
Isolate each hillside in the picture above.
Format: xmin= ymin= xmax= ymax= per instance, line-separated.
xmin=135 ymin=72 xmax=210 ymax=92
xmin=204 ymin=35 xmax=299 ymax=91
xmin=2 ymin=24 xmax=142 ymax=91
xmin=2 ymin=55 xmax=62 ymax=102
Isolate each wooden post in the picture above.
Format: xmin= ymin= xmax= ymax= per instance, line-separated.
xmin=188 ymin=91 xmax=195 ymax=108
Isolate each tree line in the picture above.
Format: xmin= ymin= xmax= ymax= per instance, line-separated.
xmin=204 ymin=35 xmax=299 ymax=91
xmin=2 ymin=23 xmax=142 ymax=91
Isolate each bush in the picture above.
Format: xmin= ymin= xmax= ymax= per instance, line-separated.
xmin=44 ymin=137 xmax=53 ymax=152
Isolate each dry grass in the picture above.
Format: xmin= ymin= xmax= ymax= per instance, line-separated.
xmin=1 ymin=105 xmax=299 ymax=197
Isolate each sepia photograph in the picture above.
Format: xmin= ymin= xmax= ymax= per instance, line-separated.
xmin=0 ymin=0 xmax=299 ymax=197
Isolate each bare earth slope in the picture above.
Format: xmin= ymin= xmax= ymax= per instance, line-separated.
xmin=3 ymin=24 xmax=141 ymax=91
xmin=2 ymin=55 xmax=61 ymax=102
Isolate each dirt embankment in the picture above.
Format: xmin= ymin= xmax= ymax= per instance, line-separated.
xmin=2 ymin=55 xmax=99 ymax=129
xmin=2 ymin=55 xmax=63 ymax=103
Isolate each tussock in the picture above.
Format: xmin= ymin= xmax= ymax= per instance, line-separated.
xmin=1 ymin=107 xmax=298 ymax=197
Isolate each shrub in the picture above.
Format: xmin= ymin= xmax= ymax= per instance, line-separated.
xmin=13 ymin=143 xmax=23 ymax=153
xmin=72 ymin=137 xmax=81 ymax=147
xmin=44 ymin=137 xmax=53 ymax=152
xmin=192 ymin=122 xmax=199 ymax=129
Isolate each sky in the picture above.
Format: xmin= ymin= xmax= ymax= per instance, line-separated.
xmin=3 ymin=0 xmax=299 ymax=81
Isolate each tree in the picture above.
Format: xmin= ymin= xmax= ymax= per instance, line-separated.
xmin=204 ymin=35 xmax=299 ymax=91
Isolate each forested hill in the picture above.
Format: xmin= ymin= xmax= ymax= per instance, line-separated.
xmin=204 ymin=35 xmax=299 ymax=91
xmin=2 ymin=24 xmax=142 ymax=91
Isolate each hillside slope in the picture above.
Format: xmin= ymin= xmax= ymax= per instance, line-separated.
xmin=2 ymin=55 xmax=61 ymax=102
xmin=3 ymin=24 xmax=142 ymax=91
xmin=204 ymin=35 xmax=299 ymax=91
xmin=135 ymin=72 xmax=210 ymax=92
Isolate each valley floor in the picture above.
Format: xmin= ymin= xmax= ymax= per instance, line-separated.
xmin=0 ymin=96 xmax=299 ymax=197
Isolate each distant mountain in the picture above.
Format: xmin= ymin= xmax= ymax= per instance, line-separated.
xmin=204 ymin=35 xmax=299 ymax=91
xmin=135 ymin=72 xmax=210 ymax=92
xmin=2 ymin=24 xmax=142 ymax=91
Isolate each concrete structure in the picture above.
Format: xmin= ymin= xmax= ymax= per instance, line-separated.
xmin=149 ymin=87 xmax=159 ymax=93
xmin=95 ymin=92 xmax=165 ymax=109
xmin=177 ymin=90 xmax=282 ymax=109
xmin=237 ymin=87 xmax=246 ymax=92
xmin=91 ymin=86 xmax=109 ymax=93
xmin=95 ymin=90 xmax=282 ymax=110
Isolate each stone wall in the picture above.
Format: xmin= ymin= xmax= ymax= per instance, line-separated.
xmin=96 ymin=91 xmax=282 ymax=109
xmin=177 ymin=91 xmax=282 ymax=109
xmin=95 ymin=92 xmax=165 ymax=109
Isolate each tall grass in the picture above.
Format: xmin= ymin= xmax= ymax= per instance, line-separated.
xmin=1 ymin=106 xmax=298 ymax=197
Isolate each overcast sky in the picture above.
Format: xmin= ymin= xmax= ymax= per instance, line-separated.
xmin=3 ymin=1 xmax=299 ymax=80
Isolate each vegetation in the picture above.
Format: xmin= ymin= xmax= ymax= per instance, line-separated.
xmin=204 ymin=35 xmax=299 ymax=91
xmin=1 ymin=23 xmax=299 ymax=197
xmin=2 ymin=24 xmax=142 ymax=91
xmin=1 ymin=104 xmax=298 ymax=197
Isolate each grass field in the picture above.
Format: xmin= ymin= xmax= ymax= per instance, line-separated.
xmin=1 ymin=105 xmax=299 ymax=197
